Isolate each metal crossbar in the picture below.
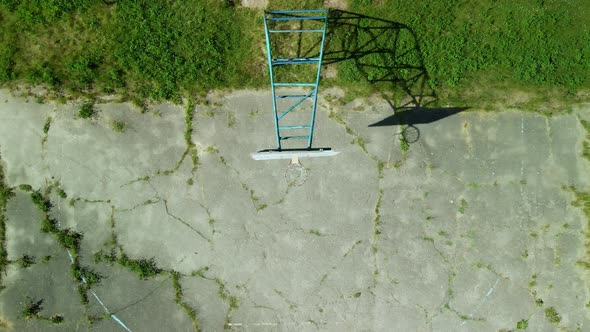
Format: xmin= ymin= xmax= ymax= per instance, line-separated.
xmin=263 ymin=9 xmax=328 ymax=150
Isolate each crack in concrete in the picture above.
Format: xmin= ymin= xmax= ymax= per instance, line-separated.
xmin=371 ymin=189 xmax=383 ymax=288
xmin=327 ymin=106 xmax=408 ymax=178
xmin=114 ymin=197 xmax=162 ymax=212
xmin=40 ymin=115 xmax=52 ymax=154
xmin=111 ymin=277 xmax=170 ymax=314
xmin=210 ymin=147 xmax=294 ymax=213
xmin=24 ymin=184 xmax=134 ymax=330
xmin=162 ymin=199 xmax=211 ymax=243
xmin=460 ymin=276 xmax=501 ymax=326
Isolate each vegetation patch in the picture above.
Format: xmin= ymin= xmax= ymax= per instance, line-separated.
xmin=544 ymin=307 xmax=561 ymax=324
xmin=516 ymin=319 xmax=528 ymax=329
xmin=17 ymin=254 xmax=35 ymax=268
xmin=21 ymin=297 xmax=44 ymax=319
xmin=20 ymin=297 xmax=65 ymax=324
xmin=565 ymin=186 xmax=590 ymax=271
xmin=118 ymin=253 xmax=161 ymax=280
xmin=458 ymin=198 xmax=468 ymax=214
xmin=580 ymin=119 xmax=590 ymax=161
xmin=400 ymin=130 xmax=410 ymax=153
xmin=171 ymin=271 xmax=200 ymax=331
xmin=0 ymin=155 xmax=13 ymax=282
xmin=42 ymin=116 xmax=51 ymax=135
xmin=111 ymin=120 xmax=127 ymax=133
xmin=78 ymin=101 xmax=96 ymax=119
xmin=0 ymin=1 xmax=587 ymax=107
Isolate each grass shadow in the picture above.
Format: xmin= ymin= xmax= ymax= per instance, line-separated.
xmin=315 ymin=9 xmax=469 ymax=144
xmin=322 ymin=9 xmax=436 ymax=107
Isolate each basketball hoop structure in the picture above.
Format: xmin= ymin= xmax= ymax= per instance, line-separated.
xmin=251 ymin=9 xmax=340 ymax=163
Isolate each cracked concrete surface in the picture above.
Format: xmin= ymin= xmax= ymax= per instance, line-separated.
xmin=0 ymin=89 xmax=590 ymax=331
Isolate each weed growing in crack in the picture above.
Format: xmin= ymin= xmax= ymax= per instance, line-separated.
xmin=57 ymin=188 xmax=67 ymax=199
xmin=544 ymin=307 xmax=561 ymax=324
xmin=72 ymin=264 xmax=102 ymax=288
xmin=226 ymin=112 xmax=236 ymax=128
xmin=18 ymin=254 xmax=36 ymax=268
xmin=77 ymin=284 xmax=89 ymax=304
xmin=377 ymin=160 xmax=385 ymax=178
xmin=31 ymin=190 xmax=52 ymax=213
xmin=118 ymin=253 xmax=161 ymax=280
xmin=171 ymin=271 xmax=200 ymax=330
xmin=580 ymin=119 xmax=590 ymax=161
xmin=308 ymin=229 xmax=322 ymax=236
xmin=41 ymin=255 xmax=52 ymax=263
xmin=205 ymin=146 xmax=219 ymax=153
xmin=78 ymin=101 xmax=96 ymax=119
xmin=21 ymin=297 xmax=44 ymax=319
xmin=43 ymin=117 xmax=51 ymax=135
xmin=458 ymin=198 xmax=468 ymax=214
xmin=373 ymin=190 xmax=383 ymax=238
xmin=40 ymin=217 xmax=59 ymax=233
xmin=0 ymin=160 xmax=12 ymax=279
xmin=87 ymin=314 xmax=111 ymax=326
xmin=56 ymin=228 xmax=83 ymax=251
xmin=50 ymin=315 xmax=64 ymax=325
xmin=94 ymin=248 xmax=118 ymax=264
xmin=400 ymin=133 xmax=410 ymax=153
xmin=111 ymin=120 xmax=127 ymax=133
xmin=564 ymin=186 xmax=590 ymax=269
xmin=516 ymin=319 xmax=528 ymax=329
xmin=184 ymin=101 xmax=195 ymax=146
xmin=19 ymin=184 xmax=33 ymax=191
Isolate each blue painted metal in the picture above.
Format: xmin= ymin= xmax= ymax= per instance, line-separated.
xmin=277 ymin=90 xmax=315 ymax=120
xmin=266 ymin=9 xmax=326 ymax=14
xmin=268 ymin=29 xmax=325 ymax=33
xmin=273 ymin=82 xmax=316 ymax=87
xmin=263 ymin=9 xmax=328 ymax=151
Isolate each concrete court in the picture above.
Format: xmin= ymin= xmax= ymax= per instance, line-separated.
xmin=0 ymin=88 xmax=589 ymax=331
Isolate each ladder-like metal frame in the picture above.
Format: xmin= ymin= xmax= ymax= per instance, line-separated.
xmin=263 ymin=9 xmax=328 ymax=150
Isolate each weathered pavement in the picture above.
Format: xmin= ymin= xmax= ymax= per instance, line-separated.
xmin=0 ymin=89 xmax=589 ymax=331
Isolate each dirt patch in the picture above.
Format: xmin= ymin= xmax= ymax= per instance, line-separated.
xmin=241 ymin=0 xmax=267 ymax=8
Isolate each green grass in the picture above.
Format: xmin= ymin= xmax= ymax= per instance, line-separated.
xmin=0 ymin=1 xmax=585 ymax=107
xmin=0 ymin=0 xmax=590 ymax=106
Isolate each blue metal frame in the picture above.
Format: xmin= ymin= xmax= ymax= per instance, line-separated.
xmin=263 ymin=9 xmax=328 ymax=150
